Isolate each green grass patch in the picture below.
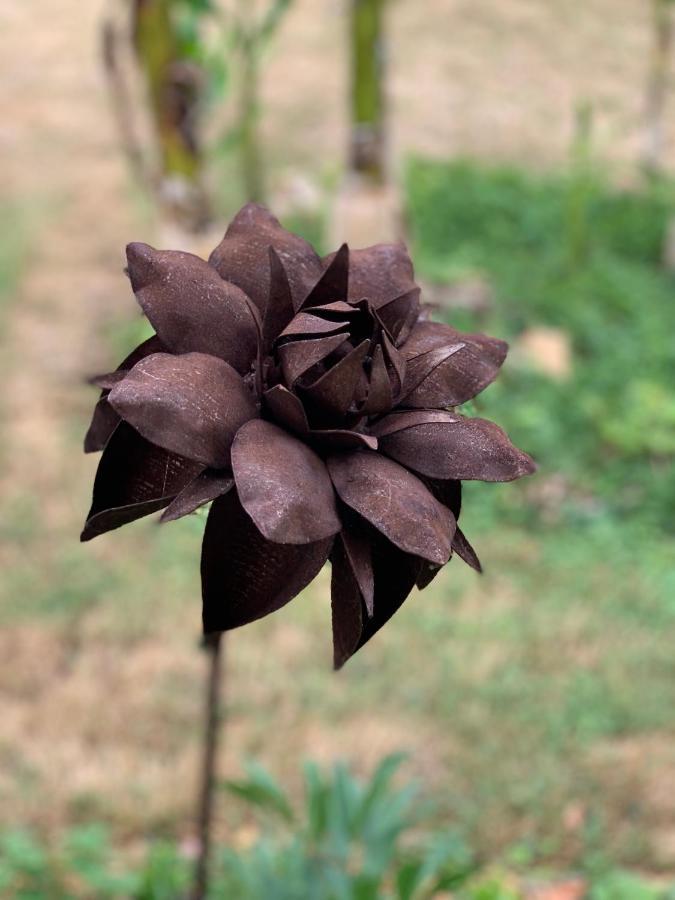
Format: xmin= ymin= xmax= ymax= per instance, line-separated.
xmin=405 ymin=158 xmax=675 ymax=534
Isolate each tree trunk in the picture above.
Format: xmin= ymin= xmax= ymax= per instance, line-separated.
xmin=350 ymin=0 xmax=386 ymax=183
xmin=644 ymin=0 xmax=674 ymax=175
xmin=132 ymin=0 xmax=209 ymax=228
xmin=239 ymin=41 xmax=265 ymax=203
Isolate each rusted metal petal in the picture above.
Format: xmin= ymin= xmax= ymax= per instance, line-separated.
xmin=327 ymin=451 xmax=455 ymax=565
xmin=301 ymin=339 xmax=370 ymax=422
xmin=370 ymin=409 xmax=460 ymax=438
xmin=452 ymin=527 xmax=482 ymax=572
xmin=201 ymin=490 xmax=332 ymax=632
xmin=208 ymin=203 xmax=323 ymax=313
xmin=263 ymin=384 xmax=309 ymax=435
xmin=108 ymin=352 xmax=258 ymax=468
xmin=377 ymin=290 xmax=420 ymax=345
xmin=262 ymin=247 xmax=295 ymax=353
xmin=402 ymin=320 xmax=508 ymax=406
xmin=84 ymin=397 xmax=123 ymax=454
xmin=304 ymin=300 xmax=355 ymax=318
xmin=332 ymin=527 xmax=421 ymax=669
xmin=161 ymin=470 xmax=234 ymax=523
xmin=360 ymin=344 xmax=393 ymax=416
xmin=415 ymin=476 xmax=470 ymax=586
xmin=300 ymin=243 xmax=349 ymax=310
xmin=421 ymin=475 xmax=462 ymax=518
xmin=340 ymin=526 xmax=374 ymax=616
xmin=330 ymin=537 xmax=363 ymax=669
xmin=278 ymin=333 xmax=347 ymax=386
xmin=382 ymin=333 xmax=407 ymax=397
xmin=89 ymin=370 xmax=128 ymax=390
xmin=415 ymin=560 xmax=443 ymax=590
xmin=278 ymin=313 xmax=348 ymax=341
xmin=84 ymin=335 xmax=165 ymax=453
xmin=323 ymin=243 xmax=420 ymax=343
xmin=399 ymin=343 xmax=466 ymax=402
xmin=126 ymin=243 xmax=258 ymax=374
xmin=81 ymin=422 xmax=200 ymax=541
xmin=231 ymin=420 xmax=341 ymax=544
xmin=308 ymin=429 xmax=378 ymax=452
xmin=379 ymin=415 xmax=537 ymax=482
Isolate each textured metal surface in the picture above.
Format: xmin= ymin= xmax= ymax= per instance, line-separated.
xmin=161 ymin=471 xmax=235 ymax=523
xmin=377 ymin=414 xmax=536 ymax=482
xmin=108 ymin=352 xmax=257 ymax=468
xmin=82 ymin=202 xmax=535 ymax=666
xmin=402 ymin=320 xmax=508 ymax=407
xmin=81 ymin=422 xmax=200 ymax=541
xmin=126 ymin=243 xmax=257 ymax=373
xmin=201 ymin=491 xmax=332 ymax=632
xmin=208 ymin=203 xmax=322 ymax=313
xmin=231 ymin=420 xmax=340 ymax=544
xmin=84 ymin=335 xmax=165 ymax=452
xmin=327 ymin=451 xmax=455 ymax=566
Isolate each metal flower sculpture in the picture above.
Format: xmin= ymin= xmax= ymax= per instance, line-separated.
xmin=82 ymin=204 xmax=535 ymax=667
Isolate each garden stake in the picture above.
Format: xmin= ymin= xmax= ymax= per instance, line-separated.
xmin=81 ymin=203 xmax=535 ymax=894
xmin=192 ymin=632 xmax=223 ymax=900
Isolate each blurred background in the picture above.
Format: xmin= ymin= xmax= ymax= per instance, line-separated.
xmin=1 ymin=0 xmax=675 ymax=896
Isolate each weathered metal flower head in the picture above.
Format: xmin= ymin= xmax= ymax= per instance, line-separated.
xmin=82 ymin=204 xmax=535 ymax=667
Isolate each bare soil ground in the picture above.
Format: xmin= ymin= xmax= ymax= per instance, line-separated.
xmin=1 ymin=0 xmax=674 ymax=868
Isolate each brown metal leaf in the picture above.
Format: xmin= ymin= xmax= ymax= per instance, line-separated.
xmin=161 ymin=470 xmax=234 ymax=523
xmin=382 ymin=333 xmax=407 ymax=397
xmin=415 ymin=560 xmax=443 ymax=590
xmin=330 ymin=537 xmax=363 ymax=669
xmin=419 ymin=475 xmax=478 ymax=564
xmin=379 ymin=415 xmax=537 ymax=482
xmin=126 ymin=242 xmax=258 ymax=374
xmin=262 ymin=247 xmax=295 ymax=353
xmin=307 ymin=429 xmax=378 ymax=452
xmin=208 ymin=203 xmax=322 ymax=313
xmin=412 ymin=479 xmax=454 ymax=589
xmin=108 ymin=352 xmax=258 ymax=468
xmin=88 ymin=370 xmax=128 ymax=390
xmin=84 ymin=335 xmax=165 ymax=453
xmin=402 ymin=320 xmax=508 ymax=406
xmin=263 ymin=385 xmax=310 ymax=435
xmin=452 ymin=527 xmax=482 ymax=572
xmin=300 ymin=339 xmax=370 ymax=422
xmin=370 ymin=409 xmax=460 ymax=438
xmin=332 ymin=527 xmax=421 ymax=669
xmin=81 ymin=422 xmax=200 ymax=541
xmin=304 ymin=300 xmax=356 ymax=319
xmin=300 ymin=243 xmax=349 ymax=310
xmin=84 ymin=396 xmax=123 ymax=454
xmin=421 ymin=475 xmax=462 ymax=518
xmin=278 ymin=333 xmax=347 ymax=386
xmin=327 ymin=451 xmax=455 ymax=565
xmin=277 ymin=313 xmax=348 ymax=341
xmin=340 ymin=526 xmax=374 ymax=616
xmin=399 ymin=343 xmax=466 ymax=402
xmin=323 ymin=243 xmax=420 ymax=344
xmin=360 ymin=344 xmax=393 ymax=416
xmin=231 ymin=420 xmax=341 ymax=544
xmin=201 ymin=490 xmax=332 ymax=632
